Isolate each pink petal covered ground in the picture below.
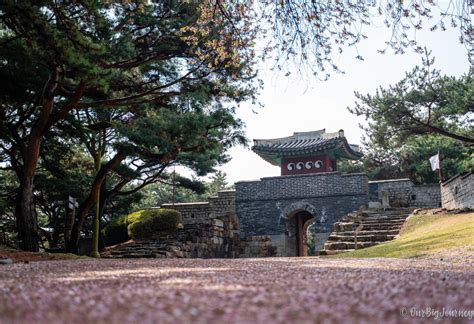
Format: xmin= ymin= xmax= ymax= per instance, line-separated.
xmin=0 ymin=257 xmax=472 ymax=323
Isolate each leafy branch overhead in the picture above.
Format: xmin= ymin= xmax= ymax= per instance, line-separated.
xmin=0 ymin=1 xmax=258 ymax=252
xmin=344 ymin=52 xmax=473 ymax=184
xmin=255 ymin=0 xmax=473 ymax=78
xmin=348 ymin=51 xmax=473 ymax=146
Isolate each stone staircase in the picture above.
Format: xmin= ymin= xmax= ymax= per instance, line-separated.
xmin=320 ymin=207 xmax=416 ymax=255
xmin=102 ymin=219 xmax=238 ymax=259
xmin=102 ymin=239 xmax=191 ymax=259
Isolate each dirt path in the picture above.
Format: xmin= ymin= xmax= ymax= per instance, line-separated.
xmin=0 ymin=257 xmax=472 ymax=323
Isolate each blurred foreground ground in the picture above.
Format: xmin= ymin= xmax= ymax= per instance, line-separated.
xmin=0 ymin=257 xmax=473 ymax=323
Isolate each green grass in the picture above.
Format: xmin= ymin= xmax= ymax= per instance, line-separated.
xmin=332 ymin=212 xmax=474 ymax=258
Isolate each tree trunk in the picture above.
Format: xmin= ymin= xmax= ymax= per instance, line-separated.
xmin=66 ymin=193 xmax=96 ymax=254
xmin=15 ymin=176 xmax=39 ymax=252
xmin=66 ymin=151 xmax=126 ymax=253
xmin=14 ymin=110 xmax=50 ymax=252
xmin=98 ymin=177 xmax=107 ymax=252
xmin=11 ymin=69 xmax=83 ymax=252
xmin=13 ymin=67 xmax=61 ymax=252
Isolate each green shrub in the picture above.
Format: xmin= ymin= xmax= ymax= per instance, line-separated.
xmin=126 ymin=210 xmax=143 ymax=224
xmin=103 ymin=215 xmax=129 ymax=246
xmin=127 ymin=209 xmax=181 ymax=240
xmin=103 ymin=209 xmax=181 ymax=244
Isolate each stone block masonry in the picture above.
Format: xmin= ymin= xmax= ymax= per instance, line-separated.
xmin=414 ymin=184 xmax=442 ymax=207
xmin=239 ymin=235 xmax=276 ymax=258
xmin=236 ymin=172 xmax=368 ymax=202
xmin=162 ymin=190 xmax=236 ymax=225
xmin=103 ymin=220 xmax=233 ymax=259
xmin=441 ymin=171 xmax=473 ymax=210
xmin=236 ymin=172 xmax=369 ymax=256
xmin=107 ymin=173 xmax=444 ymax=259
xmin=161 ymin=190 xmax=239 ymax=258
xmin=369 ymin=179 xmax=440 ymax=208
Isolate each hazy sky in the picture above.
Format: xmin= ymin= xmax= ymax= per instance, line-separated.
xmin=216 ymin=17 xmax=471 ymax=184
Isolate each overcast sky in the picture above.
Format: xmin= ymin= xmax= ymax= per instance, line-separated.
xmin=215 ymin=15 xmax=471 ymax=185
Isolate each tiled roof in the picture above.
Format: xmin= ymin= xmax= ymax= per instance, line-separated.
xmin=252 ymin=129 xmax=363 ymax=165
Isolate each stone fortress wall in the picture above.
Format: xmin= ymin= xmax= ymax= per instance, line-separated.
xmin=153 ymin=175 xmax=442 ymax=258
xmin=161 ymin=190 xmax=240 ymax=258
xmin=368 ymin=178 xmax=441 ymax=208
xmin=441 ymin=171 xmax=473 ymax=210
xmin=235 ymin=172 xmax=369 ymax=256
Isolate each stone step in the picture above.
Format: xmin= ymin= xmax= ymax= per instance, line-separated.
xmin=361 ymin=218 xmax=407 ymax=223
xmin=361 ymin=215 xmax=410 ymax=221
xmin=342 ymin=215 xmax=410 ymax=221
xmin=112 ymin=251 xmax=148 ymax=255
xmin=337 ymin=218 xmax=408 ymax=224
xmin=324 ymin=241 xmax=385 ymax=250
xmin=111 ymin=253 xmax=157 ymax=258
xmin=110 ymin=248 xmax=156 ymax=254
xmin=355 ymin=223 xmax=404 ymax=230
xmin=318 ymin=208 xmax=414 ymax=254
xmin=319 ymin=249 xmax=355 ymax=255
xmin=326 ymin=234 xmax=397 ymax=242
xmin=358 ymin=213 xmax=413 ymax=218
xmin=341 ymin=218 xmax=408 ymax=224
xmin=364 ymin=211 xmax=411 ymax=215
xmin=364 ymin=209 xmax=414 ymax=214
xmin=357 ymin=213 xmax=412 ymax=219
xmin=359 ymin=220 xmax=406 ymax=226
xmin=330 ymin=229 xmax=400 ymax=236
xmin=363 ymin=213 xmax=411 ymax=218
xmin=364 ymin=208 xmax=416 ymax=213
xmin=334 ymin=223 xmax=403 ymax=231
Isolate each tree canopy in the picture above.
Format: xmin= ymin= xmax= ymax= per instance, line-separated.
xmin=0 ymin=0 xmax=258 ymax=251
xmin=344 ymin=54 xmax=473 ymax=183
xmin=349 ymin=52 xmax=473 ymax=146
xmin=349 ymin=55 xmax=474 ymax=146
xmin=0 ymin=0 xmax=472 ymax=252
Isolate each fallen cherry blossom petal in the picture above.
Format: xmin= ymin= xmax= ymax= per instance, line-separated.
xmin=0 ymin=257 xmax=472 ymax=323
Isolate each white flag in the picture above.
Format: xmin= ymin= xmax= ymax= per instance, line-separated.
xmin=429 ymin=153 xmax=440 ymax=171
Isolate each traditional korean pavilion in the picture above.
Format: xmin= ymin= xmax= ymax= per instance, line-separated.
xmin=252 ymin=129 xmax=363 ymax=175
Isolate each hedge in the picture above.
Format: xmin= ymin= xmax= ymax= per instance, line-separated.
xmin=103 ymin=208 xmax=182 ymax=245
xmin=128 ymin=209 xmax=181 ymax=239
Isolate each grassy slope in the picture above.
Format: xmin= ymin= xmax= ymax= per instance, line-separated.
xmin=332 ymin=212 xmax=474 ymax=258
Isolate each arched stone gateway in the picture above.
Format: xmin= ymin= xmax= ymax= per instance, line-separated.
xmin=281 ymin=201 xmax=317 ymax=221
xmin=283 ymin=202 xmax=318 ymax=256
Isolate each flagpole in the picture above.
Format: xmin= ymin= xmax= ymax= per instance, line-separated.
xmin=438 ymin=151 xmax=443 ymax=183
xmin=438 ymin=164 xmax=443 ymax=183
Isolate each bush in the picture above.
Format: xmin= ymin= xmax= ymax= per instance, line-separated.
xmin=128 ymin=209 xmax=181 ymax=240
xmin=103 ymin=209 xmax=181 ymax=244
xmin=103 ymin=215 xmax=129 ymax=246
xmin=126 ymin=210 xmax=144 ymax=224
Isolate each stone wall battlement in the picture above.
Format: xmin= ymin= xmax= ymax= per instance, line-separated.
xmin=369 ymin=179 xmax=440 ymax=208
xmin=236 ymin=172 xmax=368 ymax=202
xmin=162 ymin=190 xmax=236 ymax=225
xmin=441 ymin=171 xmax=473 ymax=210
